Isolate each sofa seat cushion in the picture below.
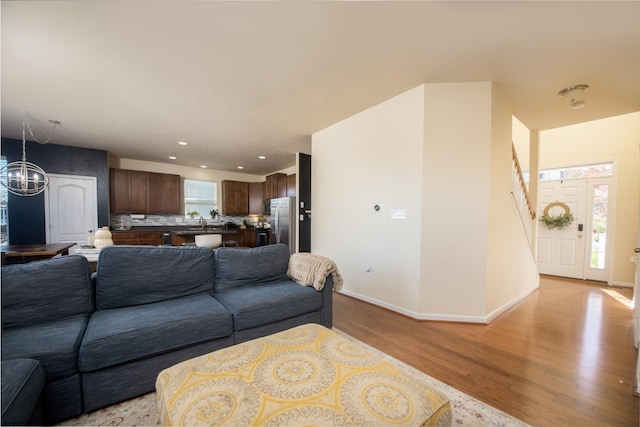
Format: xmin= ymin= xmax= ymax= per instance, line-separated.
xmin=79 ymin=294 xmax=233 ymax=372
xmin=215 ymin=280 xmax=322 ymax=331
xmin=1 ymin=359 xmax=45 ymax=426
xmin=1 ymin=316 xmax=88 ymax=381
xmin=214 ymin=244 xmax=290 ymax=292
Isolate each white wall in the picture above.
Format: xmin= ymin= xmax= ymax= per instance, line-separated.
xmin=512 ymin=116 xmax=531 ymax=172
xmin=312 ymin=85 xmax=425 ymax=312
xmin=539 ymin=111 xmax=640 ymax=285
xmin=313 ymin=82 xmax=538 ymax=322
xmin=420 ymin=82 xmax=493 ymax=318
xmin=486 ymin=83 xmax=539 ymax=318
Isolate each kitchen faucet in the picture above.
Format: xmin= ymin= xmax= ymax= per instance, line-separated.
xmin=199 ymin=216 xmax=206 ymax=229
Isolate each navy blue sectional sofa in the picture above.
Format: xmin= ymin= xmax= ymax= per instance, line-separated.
xmin=1 ymin=243 xmax=334 ymax=425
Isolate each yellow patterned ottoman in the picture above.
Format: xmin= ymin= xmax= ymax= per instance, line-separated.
xmin=156 ymin=323 xmax=451 ymax=426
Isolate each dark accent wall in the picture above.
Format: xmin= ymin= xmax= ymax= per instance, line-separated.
xmin=1 ymin=138 xmax=109 ymax=244
xmin=298 ymin=153 xmax=311 ymax=252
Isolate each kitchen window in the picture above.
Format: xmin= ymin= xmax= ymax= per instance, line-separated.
xmin=184 ymin=179 xmax=217 ymax=219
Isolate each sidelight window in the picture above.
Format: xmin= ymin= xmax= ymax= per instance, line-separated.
xmin=590 ymin=184 xmax=609 ymax=270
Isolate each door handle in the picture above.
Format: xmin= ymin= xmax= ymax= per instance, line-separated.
xmin=635 ymin=248 xmax=640 ymax=253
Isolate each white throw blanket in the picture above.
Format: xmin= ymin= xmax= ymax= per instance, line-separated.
xmin=287 ymin=253 xmax=343 ymax=292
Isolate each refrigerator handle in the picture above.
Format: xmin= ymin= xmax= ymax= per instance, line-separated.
xmin=274 ymin=205 xmax=280 ymax=243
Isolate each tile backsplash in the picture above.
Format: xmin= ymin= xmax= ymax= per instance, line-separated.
xmin=110 ymin=214 xmax=269 ymax=229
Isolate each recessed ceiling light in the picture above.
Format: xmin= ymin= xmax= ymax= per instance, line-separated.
xmin=258 ymin=155 xmax=267 ymax=160
xmin=169 ymin=156 xmax=177 ymax=160
xmin=200 ymin=165 xmax=207 ymax=169
xmin=178 ymin=141 xmax=188 ymax=146
xmin=237 ymin=166 xmax=244 ymax=169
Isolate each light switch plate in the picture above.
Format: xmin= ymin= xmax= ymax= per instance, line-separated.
xmin=391 ymin=209 xmax=407 ymax=219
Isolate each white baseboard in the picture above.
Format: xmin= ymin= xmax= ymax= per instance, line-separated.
xmin=338 ymin=285 xmax=539 ymax=324
xmin=611 ymin=280 xmax=634 ymax=288
xmin=485 ymin=284 xmax=539 ymax=323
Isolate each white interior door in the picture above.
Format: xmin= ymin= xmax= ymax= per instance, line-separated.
xmin=537 ymin=179 xmax=587 ymax=279
xmin=45 ymin=174 xmax=97 ymax=245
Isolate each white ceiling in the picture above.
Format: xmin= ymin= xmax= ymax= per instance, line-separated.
xmin=2 ymin=1 xmax=639 ymax=175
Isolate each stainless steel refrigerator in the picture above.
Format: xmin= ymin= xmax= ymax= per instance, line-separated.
xmin=270 ymin=197 xmax=296 ymax=254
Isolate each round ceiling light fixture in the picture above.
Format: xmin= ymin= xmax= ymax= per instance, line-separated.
xmin=558 ymin=84 xmax=589 ymax=110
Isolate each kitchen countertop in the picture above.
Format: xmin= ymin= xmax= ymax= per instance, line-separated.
xmin=172 ymin=229 xmax=238 ymax=235
xmin=109 ymin=226 xmax=270 ymax=234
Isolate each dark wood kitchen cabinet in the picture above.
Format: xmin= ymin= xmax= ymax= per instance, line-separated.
xmin=110 ymin=169 xmax=180 ymax=214
xmin=238 ymin=229 xmax=257 ymax=247
xmin=249 ymin=182 xmax=264 ymax=215
xmin=265 ymin=173 xmax=287 ymax=199
xmin=287 ymin=174 xmax=296 ymax=197
xmin=110 ymin=169 xmax=148 ymax=213
xmin=112 ymin=231 xmax=163 ymax=245
xmin=221 ymin=180 xmax=249 ymax=215
xmin=147 ymin=172 xmax=180 ymax=214
xmin=111 ymin=231 xmax=137 ymax=245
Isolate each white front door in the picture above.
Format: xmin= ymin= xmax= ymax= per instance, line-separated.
xmin=537 ymin=179 xmax=587 ymax=279
xmin=537 ymin=177 xmax=614 ymax=282
xmin=45 ymin=174 xmax=98 ymax=245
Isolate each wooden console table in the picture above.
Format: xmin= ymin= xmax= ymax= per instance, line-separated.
xmin=1 ymin=242 xmax=77 ymax=265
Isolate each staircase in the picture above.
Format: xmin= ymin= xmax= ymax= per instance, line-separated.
xmin=511 ymin=143 xmax=536 ymax=244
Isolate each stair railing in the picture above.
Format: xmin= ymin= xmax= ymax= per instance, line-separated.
xmin=511 ymin=143 xmax=536 ymax=242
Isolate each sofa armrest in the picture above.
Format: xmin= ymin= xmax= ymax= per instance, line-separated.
xmin=320 ymin=275 xmax=334 ymax=328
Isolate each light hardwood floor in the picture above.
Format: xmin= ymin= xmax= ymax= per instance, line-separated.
xmin=333 ymin=275 xmax=639 ymax=426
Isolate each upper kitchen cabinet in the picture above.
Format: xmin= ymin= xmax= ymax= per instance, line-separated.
xmin=110 ymin=168 xmax=146 ymax=213
xmin=265 ymin=173 xmax=287 ymax=199
xmin=129 ymin=170 xmax=148 ymax=212
xmin=147 ymin=172 xmax=181 ymax=214
xmin=221 ymin=180 xmax=249 ymax=215
xmin=249 ymin=181 xmax=264 ymax=215
xmin=287 ymin=174 xmax=296 ymax=197
xmin=110 ymin=168 xmax=130 ymax=212
xmin=110 ymin=168 xmax=181 ymax=214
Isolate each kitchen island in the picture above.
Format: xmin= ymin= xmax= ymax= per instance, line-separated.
xmin=170 ymin=229 xmax=238 ymax=246
xmin=110 ymin=226 xmax=266 ymax=247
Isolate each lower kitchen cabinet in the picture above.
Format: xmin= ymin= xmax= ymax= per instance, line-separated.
xmin=136 ymin=232 xmax=164 ymax=245
xmin=236 ymin=230 xmax=256 ymax=248
xmin=112 ymin=231 xmax=163 ymax=246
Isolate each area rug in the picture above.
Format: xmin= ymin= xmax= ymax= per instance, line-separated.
xmin=58 ymin=328 xmax=529 ymax=427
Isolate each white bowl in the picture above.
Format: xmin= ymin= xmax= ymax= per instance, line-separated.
xmin=195 ymin=234 xmax=222 ymax=249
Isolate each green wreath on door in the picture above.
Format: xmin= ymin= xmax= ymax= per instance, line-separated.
xmin=539 ymin=202 xmax=574 ymax=230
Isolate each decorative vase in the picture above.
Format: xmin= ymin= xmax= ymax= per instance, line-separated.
xmin=94 ymin=226 xmax=114 ymax=249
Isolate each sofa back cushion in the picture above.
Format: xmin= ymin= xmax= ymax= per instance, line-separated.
xmin=214 ymin=244 xmax=290 ymax=292
xmin=2 ymin=255 xmax=92 ymax=329
xmin=95 ymin=245 xmax=215 ymax=309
